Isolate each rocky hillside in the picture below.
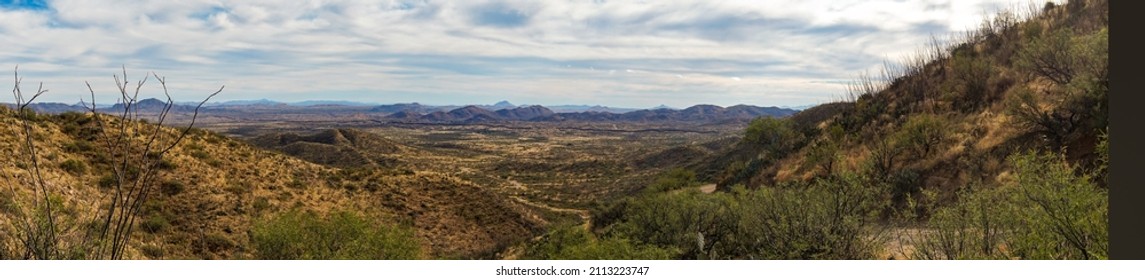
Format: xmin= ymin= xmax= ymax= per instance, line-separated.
xmin=704 ymin=0 xmax=1108 ymax=219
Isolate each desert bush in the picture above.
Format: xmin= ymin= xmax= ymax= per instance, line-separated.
xmin=1005 ymin=86 xmax=1089 ymax=149
xmin=97 ymin=174 xmax=117 ymax=189
xmin=524 ymin=224 xmax=674 ymax=260
xmin=866 ymin=137 xmax=899 ymax=182
xmin=288 ymin=178 xmax=307 ymax=189
xmin=644 ymin=168 xmax=698 ymax=193
xmin=159 ymin=180 xmax=185 ymax=196
xmin=803 ymin=139 xmax=839 ymax=175
xmin=1009 ymin=24 xmax=1107 ymax=142
xmin=803 ymin=124 xmax=844 ymax=175
xmin=610 ymin=190 xmax=738 ymax=259
xmin=605 ymin=170 xmax=884 ymax=260
xmin=912 ymin=151 xmax=1107 ymax=259
xmin=909 ymin=185 xmax=1013 ymax=260
xmin=941 ymin=52 xmax=995 ymax=111
xmin=886 ymin=168 xmax=922 ymax=208
xmin=731 ymin=172 xmax=884 ymax=259
xmin=201 ymin=233 xmax=235 ymax=253
xmin=58 ymin=159 xmax=87 ymax=175
xmin=139 ymin=215 xmax=170 ymax=234
xmin=156 ymin=158 xmax=177 ymax=170
xmin=0 ymin=191 xmax=18 ymax=215
xmin=1005 ymin=151 xmax=1107 ymax=259
xmin=893 ymin=114 xmax=949 ymax=160
xmin=743 ymin=117 xmax=802 ymax=159
xmin=189 ymin=150 xmax=211 ymax=160
xmin=62 ymin=140 xmax=94 ymax=154
xmin=252 ymin=197 xmax=271 ymax=213
xmin=250 ymin=210 xmax=421 ymax=260
xmin=1015 ymin=28 xmax=1107 ymax=86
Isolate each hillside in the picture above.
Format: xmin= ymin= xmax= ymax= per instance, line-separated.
xmin=540 ymin=0 xmax=1108 ymax=260
xmin=717 ymin=0 xmax=1108 ymax=194
xmin=248 ymin=128 xmax=407 ymax=168
xmin=0 ymin=108 xmax=541 ymax=259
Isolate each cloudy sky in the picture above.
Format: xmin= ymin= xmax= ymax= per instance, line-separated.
xmin=1 ymin=0 xmax=1052 ymax=108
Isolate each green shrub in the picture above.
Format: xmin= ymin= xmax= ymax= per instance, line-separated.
xmin=202 ymin=233 xmax=234 ymax=252
xmin=524 ymin=224 xmax=674 ymax=260
xmin=896 ymin=114 xmax=948 ymax=159
xmin=98 ymin=174 xmax=117 ymax=189
xmin=140 ymin=215 xmax=170 ymax=233
xmin=62 ymin=140 xmax=94 ymax=154
xmin=288 ymin=178 xmax=307 ymax=189
xmin=59 ymin=159 xmax=87 ymax=175
xmin=914 ymin=151 xmax=1107 ymax=259
xmin=610 ymin=191 xmax=738 ymax=259
xmin=1006 ymin=151 xmax=1107 ymax=259
xmin=252 ymin=197 xmax=271 ymax=213
xmin=0 ymin=191 xmax=18 ymax=215
xmin=160 ymin=181 xmax=185 ymax=196
xmin=743 ymin=117 xmax=802 ymax=158
xmin=941 ymin=52 xmax=996 ymax=111
xmin=251 ymin=210 xmax=422 ymax=260
xmin=909 ymin=184 xmax=1012 ymax=260
xmin=644 ymin=168 xmax=698 ymax=193
xmin=803 ymin=123 xmax=845 ymax=175
xmin=1004 ymin=85 xmax=1097 ymax=149
xmin=1007 ymin=26 xmax=1106 ymax=149
xmin=157 ymin=158 xmax=177 ymax=170
xmin=605 ymin=169 xmax=886 ymax=260
xmin=730 ymin=172 xmax=885 ymax=259
xmin=189 ymin=150 xmax=212 ymax=160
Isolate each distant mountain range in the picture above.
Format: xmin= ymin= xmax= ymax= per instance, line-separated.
xmin=6 ymin=99 xmax=800 ymax=124
xmin=380 ymin=103 xmax=795 ymax=123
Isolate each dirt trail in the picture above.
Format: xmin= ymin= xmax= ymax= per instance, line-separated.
xmin=499 ymin=179 xmax=593 ymax=260
xmin=505 ymin=179 xmax=591 ymax=230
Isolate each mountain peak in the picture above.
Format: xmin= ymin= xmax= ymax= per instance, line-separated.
xmin=493 ymin=100 xmax=515 ymax=108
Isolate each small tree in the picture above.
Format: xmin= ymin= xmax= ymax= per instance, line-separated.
xmin=943 ymin=53 xmax=995 ymax=111
xmin=743 ymin=117 xmax=801 ymax=160
xmin=894 ymin=114 xmax=949 ymax=160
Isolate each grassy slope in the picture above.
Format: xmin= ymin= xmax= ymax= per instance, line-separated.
xmin=716 ymin=0 xmax=1108 ymax=202
xmin=0 ymin=109 xmax=539 ymax=259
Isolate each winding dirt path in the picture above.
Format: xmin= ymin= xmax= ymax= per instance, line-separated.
xmin=506 ymin=179 xmax=592 ymax=231
xmin=499 ymin=179 xmax=593 ymax=260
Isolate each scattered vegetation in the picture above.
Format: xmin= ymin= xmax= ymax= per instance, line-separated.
xmin=2 ymin=67 xmax=222 ymax=259
xmin=586 ymin=169 xmax=886 ymax=260
xmin=907 ymin=150 xmax=1107 ymax=259
xmin=0 ymin=0 xmax=1107 ymax=260
xmin=250 ymin=210 xmax=422 ymax=260
xmin=523 ymin=224 xmax=674 ymax=260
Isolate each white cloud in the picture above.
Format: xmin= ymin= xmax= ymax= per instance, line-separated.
xmin=0 ymin=0 xmax=1046 ymax=107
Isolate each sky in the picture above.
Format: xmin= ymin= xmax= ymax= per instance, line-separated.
xmin=0 ymin=0 xmax=1056 ymax=108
